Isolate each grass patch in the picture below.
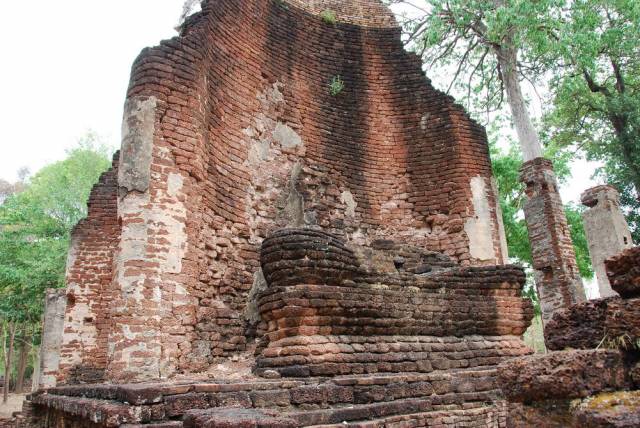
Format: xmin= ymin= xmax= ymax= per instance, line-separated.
xmin=320 ymin=9 xmax=337 ymax=24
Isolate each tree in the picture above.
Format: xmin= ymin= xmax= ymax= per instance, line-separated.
xmin=388 ymin=0 xmax=564 ymax=160
xmin=0 ymin=173 xmax=26 ymax=205
xmin=0 ymin=135 xmax=112 ymax=399
xmin=544 ymin=0 xmax=640 ymax=241
xmin=491 ymin=136 xmax=592 ymax=350
xmin=388 ymin=1 xmax=589 ymax=323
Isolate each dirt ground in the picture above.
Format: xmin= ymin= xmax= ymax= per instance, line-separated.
xmin=0 ymin=394 xmax=27 ymax=418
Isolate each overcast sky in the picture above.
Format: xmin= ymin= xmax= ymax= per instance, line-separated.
xmin=0 ymin=0 xmax=599 ymax=205
xmin=0 ymin=0 xmax=184 ymax=182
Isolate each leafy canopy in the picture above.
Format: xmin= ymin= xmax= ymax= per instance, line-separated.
xmin=0 ymin=135 xmax=113 ymax=323
xmin=544 ymin=0 xmax=640 ymax=240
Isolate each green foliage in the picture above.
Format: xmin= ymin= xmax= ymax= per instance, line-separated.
xmin=0 ymin=135 xmax=112 ymax=324
xmin=320 ymin=9 xmax=337 ymax=25
xmin=390 ymin=0 xmax=639 ymax=241
xmin=543 ymin=0 xmax=640 ymax=242
xmin=329 ymin=75 xmax=345 ymax=96
xmin=387 ymin=0 xmax=563 ymax=115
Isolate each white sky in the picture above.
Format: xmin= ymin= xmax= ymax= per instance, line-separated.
xmin=0 ymin=0 xmax=184 ymax=182
xmin=0 ymin=0 xmax=599 ymax=205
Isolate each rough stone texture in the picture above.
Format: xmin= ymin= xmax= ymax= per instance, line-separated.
xmin=47 ymin=0 xmax=510 ymax=386
xmin=256 ymin=229 xmax=533 ymax=378
xmin=57 ymin=154 xmax=120 ymax=385
xmin=497 ymin=349 xmax=632 ymax=402
xmin=28 ymin=0 xmax=546 ymax=426
xmin=606 ymin=246 xmax=640 ymax=299
xmin=37 ymin=288 xmax=67 ymax=389
xmin=501 ymin=243 xmax=640 ymax=427
xmin=544 ymin=297 xmax=609 ymax=351
xmin=631 ymin=361 xmax=640 ymax=387
xmin=284 ymin=0 xmax=397 ymax=27
xmin=520 ymin=158 xmax=586 ymax=325
xmin=506 ymin=401 xmax=578 ymax=428
xmin=183 ymin=408 xmax=296 ymax=428
xmin=27 ymin=368 xmax=515 ymax=427
xmin=604 ymin=298 xmax=640 ymax=348
xmin=581 ymin=185 xmax=634 ymax=298
xmin=575 ymin=391 xmax=640 ymax=428
xmin=544 ymin=297 xmax=640 ymax=351
xmin=507 ymin=392 xmax=640 ymax=428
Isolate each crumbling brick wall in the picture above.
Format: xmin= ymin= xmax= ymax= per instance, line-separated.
xmin=57 ymin=153 xmax=120 ymax=384
xmin=55 ymin=0 xmax=509 ymax=384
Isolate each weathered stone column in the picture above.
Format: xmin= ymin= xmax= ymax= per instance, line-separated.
xmin=520 ymin=158 xmax=586 ymax=325
xmin=36 ymin=289 xmax=67 ymax=389
xmin=581 ymin=185 xmax=633 ymax=298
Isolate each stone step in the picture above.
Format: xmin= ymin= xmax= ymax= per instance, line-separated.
xmin=29 ymin=368 xmax=508 ymax=426
xmin=283 ymin=395 xmax=505 ymax=426
xmin=307 ymin=406 xmax=506 ymax=427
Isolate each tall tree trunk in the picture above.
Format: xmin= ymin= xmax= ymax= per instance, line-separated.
xmin=3 ymin=322 xmax=16 ymax=404
xmin=15 ymin=328 xmax=31 ymax=394
xmin=495 ymin=46 xmax=543 ymax=161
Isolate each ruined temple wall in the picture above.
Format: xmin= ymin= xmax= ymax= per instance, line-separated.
xmin=97 ymin=0 xmax=508 ymax=381
xmin=57 ymin=154 xmax=120 ymax=384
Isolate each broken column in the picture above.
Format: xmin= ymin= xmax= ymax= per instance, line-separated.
xmin=581 ymin=185 xmax=634 ymax=298
xmin=36 ymin=289 xmax=67 ymax=389
xmin=520 ymin=158 xmax=586 ymax=325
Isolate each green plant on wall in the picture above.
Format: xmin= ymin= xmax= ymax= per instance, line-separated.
xmin=329 ymin=75 xmax=344 ymax=96
xmin=320 ymin=9 xmax=337 ymax=24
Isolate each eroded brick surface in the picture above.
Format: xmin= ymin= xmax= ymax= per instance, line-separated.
xmin=498 ymin=350 xmax=632 ymax=403
xmin=544 ymin=297 xmax=640 ymax=351
xmin=606 ymin=247 xmax=640 ymax=299
xmin=57 ymin=153 xmax=120 ymax=384
xmin=520 ymin=158 xmax=585 ymax=325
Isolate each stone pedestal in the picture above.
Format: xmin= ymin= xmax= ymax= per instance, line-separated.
xmin=581 ymin=185 xmax=633 ymax=298
xmin=520 ymin=158 xmax=585 ymax=325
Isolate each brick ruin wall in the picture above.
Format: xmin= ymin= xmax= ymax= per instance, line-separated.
xmin=56 ymin=0 xmax=509 ymax=384
xmin=56 ymin=154 xmax=121 ymax=385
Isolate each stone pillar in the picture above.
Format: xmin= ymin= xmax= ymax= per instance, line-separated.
xmin=581 ymin=185 xmax=633 ymax=298
xmin=36 ymin=289 xmax=67 ymax=389
xmin=520 ymin=158 xmax=585 ymax=325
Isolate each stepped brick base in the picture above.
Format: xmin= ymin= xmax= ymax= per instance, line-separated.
xmin=26 ymin=368 xmax=512 ymax=427
xmin=26 ymin=228 xmax=533 ymax=426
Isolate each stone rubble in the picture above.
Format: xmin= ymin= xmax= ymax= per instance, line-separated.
xmin=499 ymin=245 xmax=640 ymax=427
